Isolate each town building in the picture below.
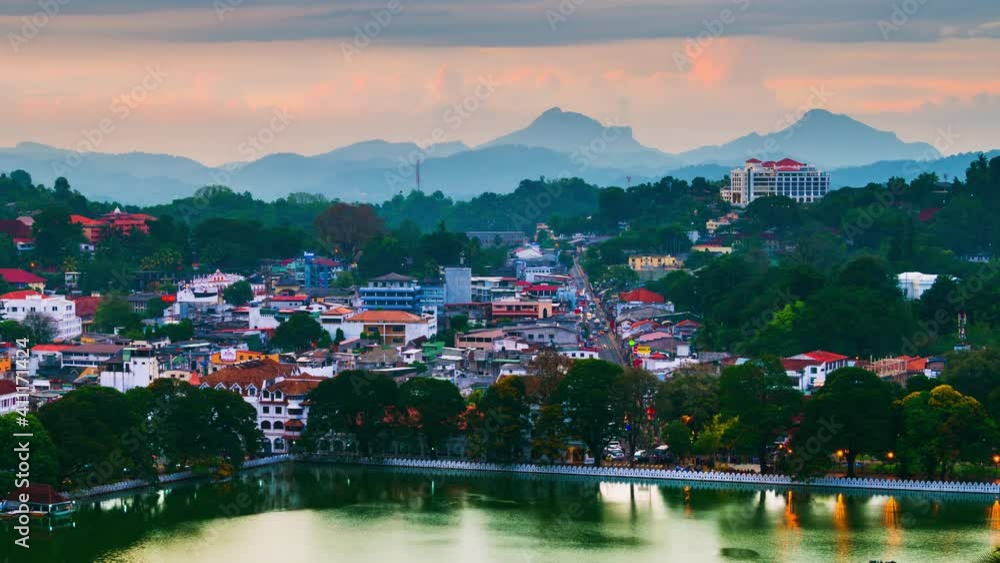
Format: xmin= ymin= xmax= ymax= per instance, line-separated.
xmin=335 ymin=310 xmax=438 ymax=346
xmin=783 ymin=350 xmax=850 ymax=391
xmin=897 ymin=272 xmax=939 ymax=300
xmin=359 ymin=273 xmax=421 ymax=312
xmin=723 ymin=158 xmax=830 ymax=206
xmin=464 ymin=231 xmax=529 ymax=248
xmin=70 ymin=208 xmax=156 ymax=244
xmin=444 ymin=267 xmax=472 ymax=304
xmin=0 ymin=269 xmax=46 ymax=291
xmin=272 ymin=252 xmax=345 ymax=288
xmin=627 ymin=255 xmax=682 ymax=272
xmin=491 ymin=299 xmax=555 ymax=321
xmin=0 ymin=380 xmax=18 ymax=415
xmin=0 ymin=290 xmax=82 ymax=341
xmin=471 ymin=277 xmax=518 ymax=302
xmin=99 ymin=347 xmax=161 ymax=393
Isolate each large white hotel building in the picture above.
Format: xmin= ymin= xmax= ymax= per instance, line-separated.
xmin=722 ymin=158 xmax=830 ymax=206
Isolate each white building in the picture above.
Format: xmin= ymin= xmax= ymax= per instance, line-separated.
xmin=99 ymin=347 xmax=161 ymax=393
xmin=200 ymin=360 xmax=324 ymax=454
xmin=897 ymin=272 xmax=939 ymax=300
xmin=723 ymin=158 xmax=830 ymax=206
xmin=0 ymin=290 xmax=82 ymax=341
xmin=334 ymin=310 xmax=437 ymax=346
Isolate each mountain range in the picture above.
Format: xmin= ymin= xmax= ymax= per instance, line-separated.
xmin=1 ymin=108 xmax=989 ymax=206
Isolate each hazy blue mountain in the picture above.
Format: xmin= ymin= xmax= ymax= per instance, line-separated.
xmin=0 ymin=109 xmax=991 ymax=205
xmin=481 ymin=107 xmax=679 ymax=169
xmin=677 ymin=109 xmax=941 ymax=169
xmin=830 ymin=150 xmax=1000 ymax=189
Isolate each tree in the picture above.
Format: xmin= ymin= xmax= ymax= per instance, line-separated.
xmin=38 ymin=386 xmax=154 ymax=486
xmin=303 ymin=371 xmax=398 ymax=455
xmin=620 ymin=368 xmax=659 ymax=465
xmin=553 ymin=359 xmax=625 ymax=467
xmin=654 ymin=369 xmax=720 ymax=431
xmin=94 ymin=293 xmax=140 ymax=333
xmin=465 ymin=376 xmax=530 ymax=462
xmin=792 ymin=367 xmax=894 ymax=477
xmin=719 ymin=359 xmax=802 ymax=474
xmin=32 ymin=206 xmax=82 ymax=266
xmin=145 ymin=296 xmax=169 ymax=319
xmin=941 ymin=348 xmax=1000 ymax=418
xmin=129 ymin=379 xmax=261 ymax=467
xmin=531 ymin=404 xmax=567 ymax=463
xmin=524 ymin=348 xmax=573 ymax=404
xmin=663 ymin=420 xmax=693 ymax=462
xmin=0 ymin=320 xmax=31 ymax=342
xmin=398 ymin=377 xmax=465 ymax=456
xmin=334 ymin=328 xmax=346 ymax=344
xmin=0 ymin=414 xmax=59 ymax=490
xmin=22 ymin=311 xmax=56 ymax=343
xmin=357 ymin=236 xmax=407 ymax=278
xmin=314 ymin=202 xmax=385 ymax=260
xmin=271 ymin=313 xmax=326 ymax=351
xmin=223 ymin=280 xmax=255 ymax=306
xmin=897 ymin=385 xmax=996 ymax=479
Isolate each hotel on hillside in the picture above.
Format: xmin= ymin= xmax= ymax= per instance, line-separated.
xmin=722 ymin=158 xmax=830 ymax=206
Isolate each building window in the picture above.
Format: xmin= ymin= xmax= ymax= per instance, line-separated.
xmin=275 ymin=406 xmax=283 ymax=414
xmin=262 ymin=406 xmax=270 ymax=414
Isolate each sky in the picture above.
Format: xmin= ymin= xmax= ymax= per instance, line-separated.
xmin=1 ymin=0 xmax=998 ymax=165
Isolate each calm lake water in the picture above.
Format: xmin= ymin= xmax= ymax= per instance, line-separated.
xmin=4 ymin=463 xmax=999 ymax=563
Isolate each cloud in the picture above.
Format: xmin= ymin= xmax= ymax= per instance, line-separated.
xmin=1 ymin=0 xmax=997 ymax=46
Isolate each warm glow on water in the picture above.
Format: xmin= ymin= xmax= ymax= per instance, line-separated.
xmin=3 ymin=464 xmax=998 ymax=563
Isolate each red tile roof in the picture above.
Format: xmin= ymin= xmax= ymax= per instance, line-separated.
xmin=619 ymin=288 xmax=665 ymax=304
xmin=0 ymin=269 xmax=45 ymax=284
xmin=202 ymin=360 xmax=297 ymax=391
xmin=0 ymin=290 xmax=46 ymax=300
xmin=70 ymin=295 xmax=102 ymax=318
xmin=776 ymin=158 xmax=804 ymax=166
xmin=0 ymin=380 xmax=17 ymax=395
xmin=4 ymin=484 xmax=67 ymax=504
xmin=781 ymin=358 xmax=821 ymax=372
xmin=800 ymin=350 xmax=849 ymax=363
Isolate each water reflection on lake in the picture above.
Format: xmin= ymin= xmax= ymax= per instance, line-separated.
xmin=3 ymin=463 xmax=998 ymax=563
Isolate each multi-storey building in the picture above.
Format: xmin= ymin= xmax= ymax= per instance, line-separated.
xmin=70 ymin=208 xmax=156 ymax=244
xmin=334 ymin=310 xmax=437 ymax=346
xmin=0 ymin=290 xmax=82 ymax=341
xmin=359 ymin=273 xmax=421 ymax=312
xmin=200 ymin=360 xmax=324 ymax=454
xmin=723 ymin=158 xmax=830 ymax=206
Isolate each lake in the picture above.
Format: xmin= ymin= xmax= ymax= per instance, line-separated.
xmin=4 ymin=463 xmax=999 ymax=562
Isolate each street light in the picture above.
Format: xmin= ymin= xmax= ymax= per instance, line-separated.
xmin=992 ymin=453 xmax=999 ymax=480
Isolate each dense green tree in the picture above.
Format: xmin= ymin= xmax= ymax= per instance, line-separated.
xmin=654 ymin=369 xmax=720 ymax=431
xmin=271 ymin=313 xmax=326 ymax=351
xmin=94 ymin=293 xmax=141 ymax=334
xmin=663 ymin=420 xmax=693 ymax=461
xmin=0 ymin=414 xmax=59 ymax=491
xmin=314 ymin=202 xmax=385 ymax=259
xmin=223 ymin=280 xmax=255 ymax=306
xmin=792 ymin=367 xmax=894 ymax=477
xmin=941 ymin=348 xmax=1000 ymax=419
xmin=398 ymin=377 xmax=465 ymax=456
xmin=38 ymin=386 xmax=154 ymax=486
xmin=303 ymin=371 xmax=398 ymax=455
xmin=531 ymin=404 xmax=567 ymax=462
xmin=466 ymin=376 xmax=530 ymax=461
xmin=897 ymin=385 xmax=996 ymax=479
xmin=22 ymin=311 xmax=56 ymax=343
xmin=553 ymin=359 xmax=625 ymax=467
xmin=719 ymin=359 xmax=802 ymax=474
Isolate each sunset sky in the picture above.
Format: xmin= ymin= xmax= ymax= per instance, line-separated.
xmin=2 ymin=0 xmax=998 ymax=165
